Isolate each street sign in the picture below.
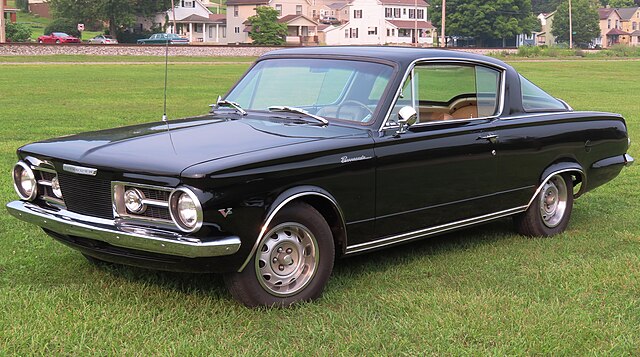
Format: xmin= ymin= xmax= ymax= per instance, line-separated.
xmin=77 ymin=24 xmax=85 ymax=31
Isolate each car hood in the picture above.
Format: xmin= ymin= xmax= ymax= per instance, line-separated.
xmin=19 ymin=114 xmax=369 ymax=176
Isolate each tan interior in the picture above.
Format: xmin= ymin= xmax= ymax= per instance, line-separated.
xmin=418 ymin=98 xmax=479 ymax=123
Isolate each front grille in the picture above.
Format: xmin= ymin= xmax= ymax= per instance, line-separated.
xmin=58 ymin=172 xmax=113 ymax=219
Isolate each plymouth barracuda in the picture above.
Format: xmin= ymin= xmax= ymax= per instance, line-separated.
xmin=7 ymin=47 xmax=633 ymax=307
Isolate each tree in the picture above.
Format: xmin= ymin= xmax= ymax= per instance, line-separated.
xmin=6 ymin=22 xmax=32 ymax=42
xmin=48 ymin=0 xmax=171 ymax=37
xmin=552 ymin=0 xmax=599 ymax=47
xmin=43 ymin=18 xmax=81 ymax=37
xmin=247 ymin=6 xmax=287 ymax=45
xmin=430 ymin=0 xmax=538 ymax=47
xmin=605 ymin=0 xmax=636 ymax=7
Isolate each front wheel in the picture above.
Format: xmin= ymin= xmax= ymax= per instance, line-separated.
xmin=224 ymin=202 xmax=335 ymax=307
xmin=514 ymin=173 xmax=574 ymax=237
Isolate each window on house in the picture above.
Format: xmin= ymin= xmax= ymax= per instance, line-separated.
xmin=235 ymin=27 xmax=240 ymax=33
xmin=386 ymin=28 xmax=390 ymax=36
xmin=296 ymin=5 xmax=302 ymax=15
xmin=222 ymin=27 xmax=226 ymax=38
xmin=275 ymin=4 xmax=282 ymax=16
xmin=368 ymin=27 xmax=377 ymax=35
xmin=234 ymin=5 xmax=239 ymax=17
xmin=409 ymin=9 xmax=415 ymax=19
xmin=398 ymin=29 xmax=411 ymax=37
xmin=393 ymin=8 xmax=400 ymax=18
xmin=385 ymin=8 xmax=392 ymax=18
xmin=633 ymin=22 xmax=637 ymax=30
xmin=182 ymin=1 xmax=194 ymax=7
xmin=417 ymin=9 xmax=424 ymax=19
xmin=345 ymin=29 xmax=349 ymax=38
xmin=313 ymin=10 xmax=316 ymax=17
xmin=616 ymin=19 xmax=620 ymax=28
xmin=608 ymin=19 xmax=611 ymax=29
xmin=354 ymin=10 xmax=362 ymax=18
xmin=403 ymin=8 xmax=406 ymax=15
xmin=350 ymin=28 xmax=359 ymax=38
xmin=392 ymin=28 xmax=395 ymax=36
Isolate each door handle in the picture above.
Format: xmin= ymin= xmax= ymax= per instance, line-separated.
xmin=477 ymin=133 xmax=498 ymax=143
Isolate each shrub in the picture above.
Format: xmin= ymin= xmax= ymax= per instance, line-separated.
xmin=609 ymin=44 xmax=640 ymax=57
xmin=517 ymin=46 xmax=542 ymax=57
xmin=5 ymin=22 xmax=32 ymax=42
xmin=43 ymin=18 xmax=81 ymax=38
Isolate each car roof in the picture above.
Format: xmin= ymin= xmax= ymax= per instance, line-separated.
xmin=263 ymin=46 xmax=509 ymax=69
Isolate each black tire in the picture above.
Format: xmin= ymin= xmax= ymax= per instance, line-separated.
xmin=224 ymin=202 xmax=335 ymax=307
xmin=38 ymin=39 xmax=43 ymax=44
xmin=514 ymin=173 xmax=574 ymax=237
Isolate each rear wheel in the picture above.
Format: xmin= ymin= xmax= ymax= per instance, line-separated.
xmin=55 ymin=40 xmax=60 ymax=44
xmin=514 ymin=173 xmax=574 ymax=237
xmin=224 ymin=202 xmax=335 ymax=307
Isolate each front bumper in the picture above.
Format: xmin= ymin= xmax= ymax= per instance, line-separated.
xmin=6 ymin=201 xmax=241 ymax=258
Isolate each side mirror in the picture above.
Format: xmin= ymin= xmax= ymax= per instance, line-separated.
xmin=395 ymin=106 xmax=417 ymax=136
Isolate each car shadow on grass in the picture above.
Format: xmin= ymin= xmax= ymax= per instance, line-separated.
xmin=70 ymin=217 xmax=519 ymax=301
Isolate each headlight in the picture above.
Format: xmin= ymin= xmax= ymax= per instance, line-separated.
xmin=124 ymin=188 xmax=146 ymax=214
xmin=51 ymin=175 xmax=63 ymax=199
xmin=169 ymin=187 xmax=203 ymax=232
xmin=12 ymin=161 xmax=38 ymax=201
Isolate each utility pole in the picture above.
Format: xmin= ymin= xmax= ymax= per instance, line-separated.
xmin=440 ymin=0 xmax=445 ymax=47
xmin=0 ymin=0 xmax=6 ymax=43
xmin=171 ymin=0 xmax=177 ymax=34
xmin=568 ymin=0 xmax=573 ymax=48
xmin=414 ymin=0 xmax=418 ymax=46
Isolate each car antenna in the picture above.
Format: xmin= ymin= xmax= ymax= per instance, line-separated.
xmin=162 ymin=36 xmax=170 ymax=124
xmin=161 ymin=36 xmax=177 ymax=153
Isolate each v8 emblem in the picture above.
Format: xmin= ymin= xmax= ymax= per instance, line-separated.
xmin=218 ymin=208 xmax=233 ymax=218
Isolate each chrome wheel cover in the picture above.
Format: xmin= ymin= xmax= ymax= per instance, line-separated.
xmin=539 ymin=174 xmax=568 ymax=228
xmin=255 ymin=223 xmax=319 ymax=297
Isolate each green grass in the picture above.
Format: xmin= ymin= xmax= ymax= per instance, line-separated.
xmin=1 ymin=60 xmax=639 ymax=354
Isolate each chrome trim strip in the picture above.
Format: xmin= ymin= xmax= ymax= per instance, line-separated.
xmin=237 ymin=191 xmax=346 ymax=272
xmin=141 ymin=198 xmax=169 ymax=208
xmin=625 ymin=153 xmax=634 ymax=166
xmin=525 ymin=168 xmax=586 ymax=209
xmin=6 ymin=200 xmax=241 ymax=258
xmin=62 ymin=164 xmax=97 ymax=176
xmin=32 ymin=166 xmax=57 ymax=174
xmin=379 ymin=58 xmax=507 ymax=132
xmin=345 ymin=206 xmax=527 ymax=255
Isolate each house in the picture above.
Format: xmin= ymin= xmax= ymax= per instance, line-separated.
xmin=323 ymin=0 xmax=436 ymax=46
xmin=536 ymin=11 xmax=555 ymax=46
xmin=615 ymin=7 xmax=640 ymax=46
xmin=138 ymin=0 xmax=227 ymax=44
xmin=2 ymin=0 xmax=17 ymax=24
xmin=27 ymin=0 xmax=50 ymax=18
xmin=597 ymin=7 xmax=640 ymax=47
xmin=226 ymin=0 xmax=319 ymax=45
xmin=598 ymin=7 xmax=625 ymax=47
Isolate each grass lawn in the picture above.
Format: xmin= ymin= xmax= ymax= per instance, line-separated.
xmin=0 ymin=60 xmax=638 ymax=354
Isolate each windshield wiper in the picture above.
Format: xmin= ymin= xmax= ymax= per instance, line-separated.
xmin=268 ymin=106 xmax=329 ymax=126
xmin=210 ymin=97 xmax=247 ymax=116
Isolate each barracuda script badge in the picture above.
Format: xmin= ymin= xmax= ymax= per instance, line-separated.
xmin=340 ymin=155 xmax=372 ymax=164
xmin=63 ymin=164 xmax=98 ymax=176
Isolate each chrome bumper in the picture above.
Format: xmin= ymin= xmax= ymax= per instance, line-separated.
xmin=6 ymin=201 xmax=241 ymax=258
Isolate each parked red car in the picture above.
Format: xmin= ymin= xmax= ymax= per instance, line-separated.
xmin=37 ymin=32 xmax=81 ymax=44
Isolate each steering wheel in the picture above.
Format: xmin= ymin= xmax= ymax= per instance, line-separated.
xmin=336 ymin=100 xmax=374 ymax=122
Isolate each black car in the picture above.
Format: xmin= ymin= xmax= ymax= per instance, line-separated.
xmin=7 ymin=47 xmax=633 ymax=307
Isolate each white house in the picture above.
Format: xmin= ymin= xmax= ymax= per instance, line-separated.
xmin=324 ymin=0 xmax=435 ymax=45
xmin=137 ymin=0 xmax=227 ymax=44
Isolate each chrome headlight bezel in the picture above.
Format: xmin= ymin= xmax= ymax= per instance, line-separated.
xmin=168 ymin=187 xmax=203 ymax=233
xmin=12 ymin=161 xmax=38 ymax=201
xmin=124 ymin=187 xmax=146 ymax=214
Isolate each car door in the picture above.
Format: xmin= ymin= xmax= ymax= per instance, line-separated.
xmin=371 ymin=61 xmax=504 ymax=239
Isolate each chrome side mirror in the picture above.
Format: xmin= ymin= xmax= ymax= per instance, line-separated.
xmin=394 ymin=106 xmax=417 ymax=136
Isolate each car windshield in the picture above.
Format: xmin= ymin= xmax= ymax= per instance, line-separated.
xmin=53 ymin=32 xmax=69 ymax=37
xmin=225 ymin=58 xmax=394 ymax=124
